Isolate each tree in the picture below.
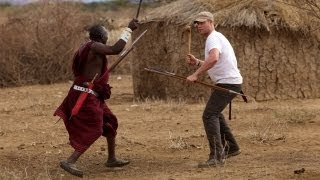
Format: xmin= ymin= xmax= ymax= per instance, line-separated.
xmin=293 ymin=0 xmax=320 ymax=20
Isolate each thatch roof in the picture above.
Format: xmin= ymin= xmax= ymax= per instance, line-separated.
xmin=143 ymin=0 xmax=319 ymax=33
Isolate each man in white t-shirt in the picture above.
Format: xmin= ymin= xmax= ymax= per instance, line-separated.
xmin=186 ymin=11 xmax=242 ymax=168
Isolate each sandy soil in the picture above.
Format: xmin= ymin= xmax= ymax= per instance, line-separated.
xmin=0 ymin=75 xmax=319 ymax=180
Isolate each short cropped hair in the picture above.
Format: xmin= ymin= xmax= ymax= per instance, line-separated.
xmin=88 ymin=24 xmax=107 ymax=41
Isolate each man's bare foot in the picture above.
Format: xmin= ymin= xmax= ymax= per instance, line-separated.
xmin=105 ymin=159 xmax=130 ymax=167
xmin=60 ymin=160 xmax=84 ymax=177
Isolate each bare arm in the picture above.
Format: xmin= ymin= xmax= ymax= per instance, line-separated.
xmin=186 ymin=48 xmax=219 ymax=82
xmin=91 ymin=39 xmax=127 ymax=55
xmin=90 ymin=19 xmax=138 ymax=55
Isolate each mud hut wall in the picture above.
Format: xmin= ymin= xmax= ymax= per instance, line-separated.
xmin=132 ymin=22 xmax=211 ymax=101
xmin=132 ymin=21 xmax=320 ymax=101
xmin=219 ymin=27 xmax=320 ymax=101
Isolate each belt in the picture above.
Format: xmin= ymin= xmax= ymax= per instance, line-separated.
xmin=73 ymin=85 xmax=98 ymax=97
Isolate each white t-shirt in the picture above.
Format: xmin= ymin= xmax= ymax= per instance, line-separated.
xmin=205 ymin=31 xmax=243 ymax=84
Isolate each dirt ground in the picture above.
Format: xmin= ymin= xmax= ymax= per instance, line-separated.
xmin=0 ymin=75 xmax=319 ymax=180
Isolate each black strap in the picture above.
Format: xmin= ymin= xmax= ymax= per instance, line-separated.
xmin=229 ymin=90 xmax=247 ymax=120
xmin=225 ymin=88 xmax=248 ymax=121
xmin=241 ymin=90 xmax=248 ymax=103
xmin=229 ymin=101 xmax=232 ymax=120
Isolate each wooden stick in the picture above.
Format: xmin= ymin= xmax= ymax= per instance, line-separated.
xmin=188 ymin=26 xmax=191 ymax=54
xmin=184 ymin=25 xmax=192 ymax=54
xmin=144 ymin=67 xmax=248 ymax=101
xmin=136 ymin=0 xmax=143 ymax=19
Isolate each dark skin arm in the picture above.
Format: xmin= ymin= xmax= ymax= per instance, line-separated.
xmin=83 ymin=19 xmax=138 ymax=78
xmin=83 ymin=37 xmax=131 ymax=79
xmin=91 ymin=39 xmax=127 ymax=55
xmin=82 ymin=40 xmax=127 ymax=78
xmin=91 ymin=19 xmax=138 ymax=55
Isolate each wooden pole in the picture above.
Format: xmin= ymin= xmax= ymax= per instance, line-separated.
xmin=184 ymin=25 xmax=191 ymax=54
xmin=144 ymin=67 xmax=248 ymax=101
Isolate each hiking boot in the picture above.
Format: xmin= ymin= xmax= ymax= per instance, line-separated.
xmin=198 ymin=158 xmax=225 ymax=168
xmin=225 ymin=149 xmax=241 ymax=158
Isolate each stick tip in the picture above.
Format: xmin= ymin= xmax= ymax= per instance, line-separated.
xmin=183 ymin=25 xmax=191 ymax=32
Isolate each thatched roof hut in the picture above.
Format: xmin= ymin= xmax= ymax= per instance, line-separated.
xmin=132 ymin=0 xmax=320 ymax=101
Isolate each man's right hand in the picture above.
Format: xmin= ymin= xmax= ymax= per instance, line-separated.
xmin=128 ymin=19 xmax=139 ymax=31
xmin=186 ymin=73 xmax=198 ymax=83
xmin=93 ymin=83 xmax=112 ymax=100
xmin=186 ymin=54 xmax=198 ymax=65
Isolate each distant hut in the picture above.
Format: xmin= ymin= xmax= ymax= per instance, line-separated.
xmin=132 ymin=0 xmax=320 ymax=101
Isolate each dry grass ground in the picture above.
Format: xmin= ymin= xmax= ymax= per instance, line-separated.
xmin=0 ymin=75 xmax=320 ymax=179
xmin=0 ymin=7 xmax=9 ymax=25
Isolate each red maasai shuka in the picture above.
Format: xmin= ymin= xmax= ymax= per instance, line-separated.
xmin=54 ymin=41 xmax=118 ymax=153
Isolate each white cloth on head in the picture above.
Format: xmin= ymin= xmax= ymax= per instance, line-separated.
xmin=205 ymin=31 xmax=243 ymax=84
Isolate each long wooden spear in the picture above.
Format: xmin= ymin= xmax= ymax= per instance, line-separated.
xmin=144 ymin=67 xmax=248 ymax=102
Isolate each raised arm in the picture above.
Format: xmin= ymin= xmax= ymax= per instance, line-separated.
xmin=91 ymin=19 xmax=138 ymax=55
xmin=91 ymin=39 xmax=127 ymax=55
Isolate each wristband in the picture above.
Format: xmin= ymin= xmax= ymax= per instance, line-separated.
xmin=120 ymin=28 xmax=132 ymax=43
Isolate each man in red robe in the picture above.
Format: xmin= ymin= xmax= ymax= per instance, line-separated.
xmin=54 ymin=19 xmax=138 ymax=177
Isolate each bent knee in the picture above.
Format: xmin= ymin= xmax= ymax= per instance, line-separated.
xmin=202 ymin=112 xmax=219 ymax=121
